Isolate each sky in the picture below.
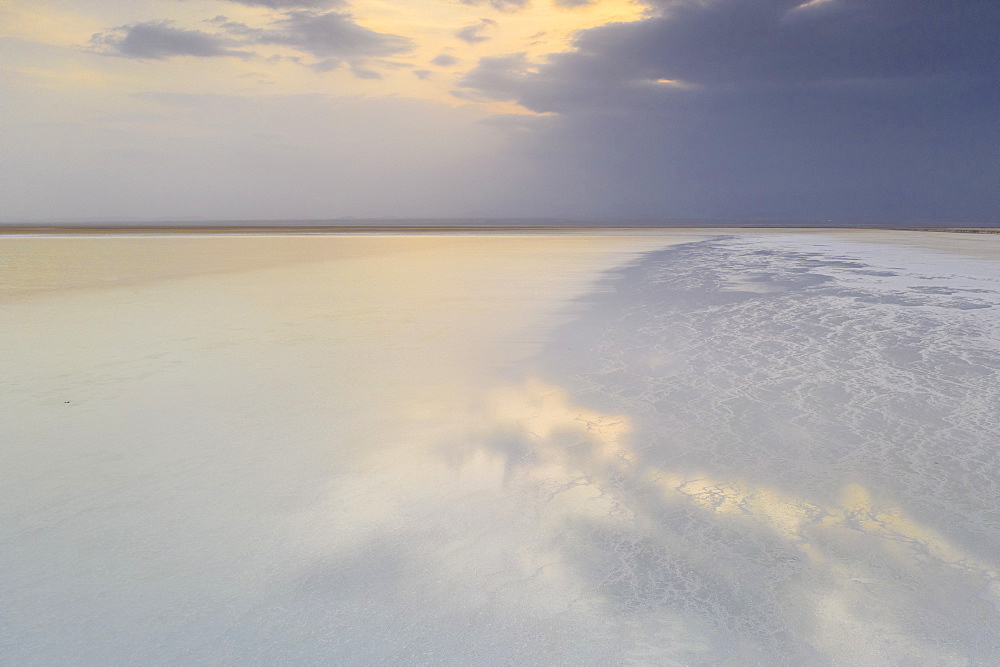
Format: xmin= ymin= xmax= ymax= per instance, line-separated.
xmin=1 ymin=0 xmax=997 ymax=223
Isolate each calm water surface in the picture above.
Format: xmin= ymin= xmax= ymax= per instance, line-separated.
xmin=2 ymin=231 xmax=999 ymax=664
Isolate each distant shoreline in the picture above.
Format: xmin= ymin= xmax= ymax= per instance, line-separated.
xmin=1 ymin=224 xmax=997 ymax=236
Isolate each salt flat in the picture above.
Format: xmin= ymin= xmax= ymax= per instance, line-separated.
xmin=2 ymin=231 xmax=999 ymax=664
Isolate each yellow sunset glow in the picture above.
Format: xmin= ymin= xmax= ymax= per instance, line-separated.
xmin=1 ymin=0 xmax=646 ymax=110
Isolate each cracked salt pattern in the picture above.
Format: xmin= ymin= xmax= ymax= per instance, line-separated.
xmin=522 ymin=235 xmax=1000 ymax=663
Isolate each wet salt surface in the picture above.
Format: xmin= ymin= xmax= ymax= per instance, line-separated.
xmin=534 ymin=235 xmax=1000 ymax=663
xmin=2 ymin=233 xmax=1000 ymax=664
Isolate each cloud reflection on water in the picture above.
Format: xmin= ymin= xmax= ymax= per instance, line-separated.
xmin=317 ymin=361 xmax=1000 ymax=662
xmin=329 ymin=235 xmax=1000 ymax=662
xmin=5 ymin=232 xmax=1000 ymax=664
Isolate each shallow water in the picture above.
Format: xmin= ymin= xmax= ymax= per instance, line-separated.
xmin=533 ymin=234 xmax=1000 ymax=663
xmin=2 ymin=232 xmax=999 ymax=664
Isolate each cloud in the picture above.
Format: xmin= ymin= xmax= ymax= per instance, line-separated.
xmin=92 ymin=10 xmax=411 ymax=77
xmin=554 ymin=0 xmax=594 ymax=7
xmin=225 ymin=0 xmax=344 ymax=7
xmin=461 ymin=0 xmax=999 ymax=111
xmin=224 ymin=10 xmax=413 ymax=79
xmin=250 ymin=10 xmax=413 ymax=73
xmin=349 ymin=63 xmax=382 ymax=79
xmin=89 ymin=21 xmax=251 ymax=60
xmin=460 ymin=0 xmax=529 ymax=11
xmin=456 ymin=19 xmax=497 ymax=44
xmin=431 ymin=53 xmax=460 ymax=67
xmin=413 ymin=70 xmax=433 ymax=80
xmin=455 ymin=0 xmax=1000 ymax=222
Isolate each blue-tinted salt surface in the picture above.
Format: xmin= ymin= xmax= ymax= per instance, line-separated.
xmin=2 ymin=233 xmax=999 ymax=665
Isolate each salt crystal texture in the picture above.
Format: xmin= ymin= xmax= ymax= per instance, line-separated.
xmin=2 ymin=231 xmax=999 ymax=664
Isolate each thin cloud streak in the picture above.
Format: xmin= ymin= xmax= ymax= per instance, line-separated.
xmin=89 ymin=21 xmax=252 ymax=60
xmin=456 ymin=19 xmax=497 ymax=44
xmin=254 ymin=10 xmax=413 ymax=60
xmin=90 ymin=9 xmax=413 ymax=77
xmin=224 ymin=0 xmax=344 ymax=7
xmin=460 ymin=0 xmax=530 ymax=12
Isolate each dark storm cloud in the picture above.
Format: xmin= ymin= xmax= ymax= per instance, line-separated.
xmin=462 ymin=0 xmax=999 ymax=111
xmin=456 ymin=19 xmax=497 ymax=44
xmin=458 ymin=0 xmax=1000 ymax=223
xmin=89 ymin=21 xmax=250 ymax=59
xmin=587 ymin=0 xmax=997 ymax=85
xmin=460 ymin=0 xmax=529 ymax=12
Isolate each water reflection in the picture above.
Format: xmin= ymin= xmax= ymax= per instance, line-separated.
xmin=483 ymin=374 xmax=1000 ymax=587
xmin=411 ymin=235 xmax=1000 ymax=662
xmin=6 ymin=232 xmax=1000 ymax=664
xmin=352 ymin=364 xmax=999 ymax=662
